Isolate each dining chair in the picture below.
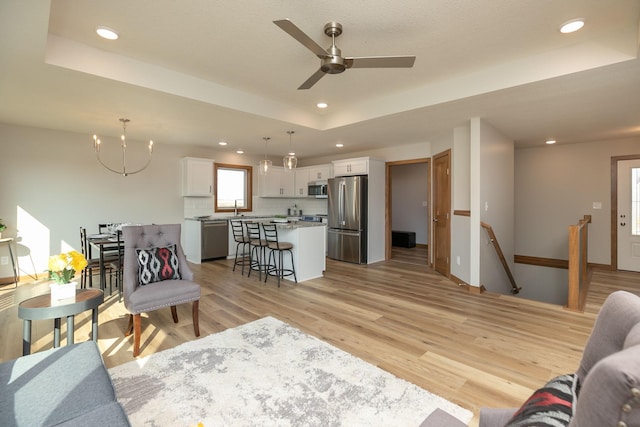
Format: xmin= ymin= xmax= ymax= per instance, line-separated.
xmin=261 ymin=223 xmax=297 ymax=287
xmin=98 ymin=223 xmax=121 ymax=255
xmin=122 ymin=224 xmax=200 ymax=357
xmin=79 ymin=227 xmax=103 ymax=289
xmin=108 ymin=229 xmax=124 ymax=301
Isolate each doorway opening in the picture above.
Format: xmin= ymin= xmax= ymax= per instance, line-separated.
xmin=385 ymin=159 xmax=431 ymax=266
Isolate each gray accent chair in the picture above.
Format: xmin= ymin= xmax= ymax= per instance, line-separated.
xmin=480 ymin=290 xmax=640 ymax=426
xmin=122 ymin=224 xmax=200 ymax=357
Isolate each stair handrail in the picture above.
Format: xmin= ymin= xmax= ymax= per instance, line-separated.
xmin=567 ymin=215 xmax=592 ymax=311
xmin=481 ymin=222 xmax=521 ymax=294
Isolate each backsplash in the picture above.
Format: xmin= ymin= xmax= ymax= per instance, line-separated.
xmin=184 ymin=196 xmax=328 ymax=219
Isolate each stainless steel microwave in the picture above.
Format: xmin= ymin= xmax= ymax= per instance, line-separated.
xmin=308 ymin=181 xmax=328 ymax=198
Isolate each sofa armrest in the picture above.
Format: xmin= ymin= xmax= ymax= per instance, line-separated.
xmin=479 ymin=407 xmax=517 ymax=427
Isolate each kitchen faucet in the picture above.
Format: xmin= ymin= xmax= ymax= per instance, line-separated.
xmin=234 ymin=199 xmax=239 ymax=217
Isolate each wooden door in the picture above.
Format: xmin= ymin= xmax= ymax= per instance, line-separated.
xmin=433 ymin=150 xmax=451 ymax=276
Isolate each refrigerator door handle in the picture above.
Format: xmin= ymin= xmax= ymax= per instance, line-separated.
xmin=339 ymin=180 xmax=346 ymax=225
xmin=328 ymin=229 xmax=360 ymax=237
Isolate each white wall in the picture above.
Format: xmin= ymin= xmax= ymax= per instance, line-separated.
xmin=391 ymin=163 xmax=429 ymax=244
xmin=515 ymin=136 xmax=640 ymax=265
xmin=476 ymin=119 xmax=515 ymax=293
xmin=451 ymin=124 xmax=471 ymax=283
xmin=303 ymin=141 xmax=432 ymax=166
xmin=0 ymin=123 xmax=284 ymax=277
xmin=452 ymin=125 xmax=471 ymax=211
xmin=512 ymin=264 xmax=569 ymax=305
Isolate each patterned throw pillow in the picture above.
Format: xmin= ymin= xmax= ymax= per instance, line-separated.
xmin=505 ymin=374 xmax=579 ymax=427
xmin=136 ymin=245 xmax=181 ymax=285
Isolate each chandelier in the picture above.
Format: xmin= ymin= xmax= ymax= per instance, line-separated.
xmin=92 ymin=118 xmax=153 ymax=176
xmin=283 ymin=130 xmax=298 ymax=171
xmin=259 ymin=136 xmax=272 ymax=175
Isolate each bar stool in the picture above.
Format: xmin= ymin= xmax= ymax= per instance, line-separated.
xmin=261 ymin=223 xmax=297 ymax=287
xmin=245 ymin=222 xmax=268 ymax=280
xmin=230 ymin=220 xmax=250 ymax=275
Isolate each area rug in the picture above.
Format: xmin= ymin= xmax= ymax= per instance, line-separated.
xmin=109 ymin=317 xmax=472 ymax=426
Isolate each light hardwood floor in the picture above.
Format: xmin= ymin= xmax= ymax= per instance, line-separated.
xmin=1 ymin=256 xmax=637 ymax=426
xmin=391 ymin=244 xmax=429 ymax=265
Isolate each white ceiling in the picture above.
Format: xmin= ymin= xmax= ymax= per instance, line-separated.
xmin=1 ymin=0 xmax=639 ymax=160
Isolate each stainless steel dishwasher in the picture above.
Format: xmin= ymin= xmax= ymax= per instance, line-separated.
xmin=201 ymin=219 xmax=228 ymax=260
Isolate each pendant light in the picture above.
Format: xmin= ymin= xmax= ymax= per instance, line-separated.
xmin=283 ymin=130 xmax=298 ymax=171
xmin=259 ymin=137 xmax=272 ymax=175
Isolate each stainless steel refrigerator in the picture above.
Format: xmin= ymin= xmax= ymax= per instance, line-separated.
xmin=327 ymin=175 xmax=367 ymax=264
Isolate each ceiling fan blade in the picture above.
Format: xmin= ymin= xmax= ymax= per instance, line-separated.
xmin=298 ymin=69 xmax=326 ymax=90
xmin=345 ymin=56 xmax=416 ymax=69
xmin=274 ymin=19 xmax=329 ymax=59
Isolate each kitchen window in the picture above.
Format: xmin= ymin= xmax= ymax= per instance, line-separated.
xmin=214 ymin=163 xmax=253 ymax=213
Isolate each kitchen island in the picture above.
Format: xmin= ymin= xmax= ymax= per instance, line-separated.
xmin=227 ymin=219 xmax=326 ymax=283
xmin=272 ymin=222 xmax=326 ymax=282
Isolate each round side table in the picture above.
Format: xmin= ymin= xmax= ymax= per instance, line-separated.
xmin=18 ymin=288 xmax=104 ymax=355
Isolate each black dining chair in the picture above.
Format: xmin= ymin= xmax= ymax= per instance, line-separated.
xmin=108 ymin=229 xmax=124 ymax=300
xmin=80 ymin=227 xmax=105 ymax=289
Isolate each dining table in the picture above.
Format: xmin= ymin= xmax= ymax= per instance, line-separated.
xmin=88 ymin=233 xmax=122 ymax=293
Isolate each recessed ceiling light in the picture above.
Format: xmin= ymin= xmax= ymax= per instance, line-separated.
xmin=546 ymin=139 xmax=557 ymax=145
xmin=236 ymin=150 xmax=244 ymax=154
xmin=560 ymin=19 xmax=584 ymax=34
xmin=96 ymin=26 xmax=119 ymax=40
xmin=335 ymin=143 xmax=344 ymax=148
xmin=219 ymin=141 xmax=227 ymax=146
xmin=317 ymin=102 xmax=328 ymax=109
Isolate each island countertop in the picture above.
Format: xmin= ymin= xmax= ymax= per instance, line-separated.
xmin=258 ymin=221 xmax=325 ymax=230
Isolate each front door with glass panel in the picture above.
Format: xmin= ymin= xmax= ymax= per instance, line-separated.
xmin=617 ymin=159 xmax=640 ymax=272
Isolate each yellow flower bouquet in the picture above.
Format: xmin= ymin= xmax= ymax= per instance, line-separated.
xmin=48 ymin=250 xmax=88 ymax=284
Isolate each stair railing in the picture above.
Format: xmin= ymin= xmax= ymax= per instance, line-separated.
xmin=567 ymin=215 xmax=592 ymax=311
xmin=481 ymin=222 xmax=521 ymax=294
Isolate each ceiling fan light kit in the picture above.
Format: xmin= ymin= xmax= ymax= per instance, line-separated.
xmin=273 ymin=19 xmax=416 ymax=89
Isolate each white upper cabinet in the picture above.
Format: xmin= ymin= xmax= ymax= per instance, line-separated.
xmin=259 ymin=166 xmax=295 ymax=197
xmin=259 ymin=164 xmax=332 ymax=198
xmin=294 ymin=168 xmax=309 ymax=197
xmin=307 ymin=165 xmax=332 ymax=181
xmin=182 ymin=157 xmax=213 ymax=196
xmin=332 ymin=158 xmax=369 ymax=176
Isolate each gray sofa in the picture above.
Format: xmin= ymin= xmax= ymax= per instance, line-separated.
xmin=0 ymin=341 xmax=129 ymax=426
xmin=480 ymin=290 xmax=640 ymax=426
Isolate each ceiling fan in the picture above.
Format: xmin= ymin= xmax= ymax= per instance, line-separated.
xmin=273 ymin=19 xmax=416 ymax=90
